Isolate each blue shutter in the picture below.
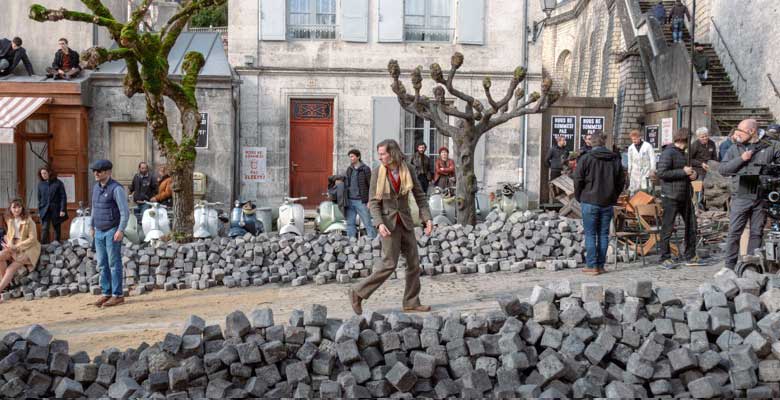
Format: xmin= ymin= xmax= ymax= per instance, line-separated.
xmin=341 ymin=0 xmax=369 ymax=42
xmin=457 ymin=0 xmax=485 ymax=45
xmin=378 ymin=0 xmax=404 ymax=42
xmin=260 ymin=0 xmax=286 ymax=41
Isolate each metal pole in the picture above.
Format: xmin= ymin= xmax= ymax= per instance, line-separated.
xmin=687 ymin=0 xmax=696 ymax=164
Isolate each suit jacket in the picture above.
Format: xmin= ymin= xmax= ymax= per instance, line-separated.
xmin=368 ymin=162 xmax=432 ymax=232
xmin=4 ymin=216 xmax=41 ymax=268
xmin=37 ymin=178 xmax=67 ymax=222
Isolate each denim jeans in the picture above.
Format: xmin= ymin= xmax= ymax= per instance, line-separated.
xmin=672 ymin=17 xmax=684 ymax=42
xmin=346 ymin=199 xmax=377 ymax=239
xmin=581 ymin=202 xmax=613 ymax=269
xmin=134 ymin=203 xmax=150 ymax=223
xmin=95 ymin=226 xmax=123 ymax=297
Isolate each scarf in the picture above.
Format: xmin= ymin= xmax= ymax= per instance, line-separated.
xmin=375 ymin=163 xmax=414 ymax=200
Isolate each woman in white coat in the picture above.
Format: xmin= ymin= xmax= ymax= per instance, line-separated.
xmin=627 ymin=130 xmax=657 ymax=194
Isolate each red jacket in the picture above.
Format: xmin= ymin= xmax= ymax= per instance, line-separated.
xmin=433 ymin=158 xmax=455 ymax=183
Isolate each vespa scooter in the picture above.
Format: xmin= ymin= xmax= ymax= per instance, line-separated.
xmin=278 ymin=197 xmax=307 ymax=236
xmin=141 ymin=202 xmax=171 ymax=245
xmin=229 ymin=200 xmax=263 ymax=237
xmin=68 ymin=201 xmax=93 ymax=248
xmin=494 ymin=182 xmax=528 ymax=215
xmin=429 ymin=186 xmax=457 ymax=226
xmin=316 ymin=194 xmax=347 ymax=234
xmin=194 ymin=201 xmax=225 ymax=239
xmin=124 ymin=197 xmax=145 ymax=245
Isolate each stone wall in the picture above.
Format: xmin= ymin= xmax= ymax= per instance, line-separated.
xmin=615 ymin=53 xmax=646 ymax=147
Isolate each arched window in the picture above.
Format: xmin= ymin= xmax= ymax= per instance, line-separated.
xmin=555 ymin=50 xmax=572 ymax=91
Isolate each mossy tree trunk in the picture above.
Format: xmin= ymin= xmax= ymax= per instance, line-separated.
xmin=30 ymin=0 xmax=225 ymax=241
xmin=389 ymin=54 xmax=560 ymax=225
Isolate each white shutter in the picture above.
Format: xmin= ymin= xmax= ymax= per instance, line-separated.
xmin=372 ymin=97 xmax=402 ymax=161
xmin=260 ymin=0 xmax=286 ymax=41
xmin=341 ymin=0 xmax=369 ymax=42
xmin=457 ymin=0 xmax=485 ymax=45
xmin=378 ymin=0 xmax=404 ymax=42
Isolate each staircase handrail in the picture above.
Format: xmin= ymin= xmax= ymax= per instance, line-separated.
xmin=768 ymin=74 xmax=780 ymax=101
xmin=710 ymin=17 xmax=747 ymax=83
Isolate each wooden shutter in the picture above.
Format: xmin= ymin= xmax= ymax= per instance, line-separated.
xmin=378 ymin=0 xmax=404 ymax=42
xmin=457 ymin=0 xmax=485 ymax=45
xmin=341 ymin=0 xmax=369 ymax=42
xmin=260 ymin=0 xmax=286 ymax=41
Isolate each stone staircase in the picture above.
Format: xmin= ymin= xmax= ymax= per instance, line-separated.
xmin=639 ymin=1 xmax=775 ymax=134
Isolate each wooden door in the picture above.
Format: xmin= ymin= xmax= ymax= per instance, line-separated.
xmin=289 ymin=99 xmax=334 ymax=208
xmin=111 ymin=124 xmax=147 ymax=186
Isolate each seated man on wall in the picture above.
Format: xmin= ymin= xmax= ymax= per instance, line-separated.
xmin=0 ymin=37 xmax=34 ymax=76
xmin=46 ymin=38 xmax=81 ymax=80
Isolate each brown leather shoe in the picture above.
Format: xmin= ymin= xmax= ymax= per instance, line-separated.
xmin=349 ymin=289 xmax=363 ymax=315
xmin=102 ymin=297 xmax=125 ymax=307
xmin=582 ymin=267 xmax=597 ymax=275
xmin=403 ymin=305 xmax=431 ymax=313
xmin=93 ymin=296 xmax=111 ymax=307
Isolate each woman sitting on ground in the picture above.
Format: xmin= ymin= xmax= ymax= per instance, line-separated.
xmin=0 ymin=199 xmax=41 ymax=301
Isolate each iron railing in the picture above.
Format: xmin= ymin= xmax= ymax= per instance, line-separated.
xmin=187 ymin=26 xmax=227 ymax=33
xmin=287 ymin=24 xmax=337 ymax=40
xmin=710 ymin=17 xmax=746 ymax=83
xmin=403 ymin=27 xmax=453 ymax=42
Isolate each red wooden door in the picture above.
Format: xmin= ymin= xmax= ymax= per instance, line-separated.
xmin=289 ymin=99 xmax=333 ymax=208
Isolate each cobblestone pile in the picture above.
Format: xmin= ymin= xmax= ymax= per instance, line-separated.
xmin=3 ymin=269 xmax=780 ymax=398
xmin=3 ymin=211 xmax=589 ymax=302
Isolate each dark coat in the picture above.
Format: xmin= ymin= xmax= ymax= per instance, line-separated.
xmin=52 ymin=48 xmax=81 ymax=71
xmin=718 ymin=139 xmax=780 ymax=199
xmin=546 ymin=144 xmax=568 ymax=171
xmin=689 ymin=139 xmax=717 ymax=177
xmin=719 ymin=139 xmax=734 ymax=162
xmin=37 ymin=178 xmax=67 ymax=223
xmin=410 ymin=152 xmax=432 ymax=180
xmin=129 ymin=173 xmax=158 ymax=203
xmin=667 ymin=3 xmax=690 ymax=22
xmin=573 ymin=147 xmax=625 ymax=207
xmin=656 ymin=144 xmax=693 ymax=202
xmin=368 ymin=162 xmax=432 ymax=231
xmin=0 ymin=39 xmax=34 ymax=76
xmin=345 ymin=163 xmax=371 ymax=203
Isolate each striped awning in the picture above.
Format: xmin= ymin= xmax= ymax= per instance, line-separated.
xmin=0 ymin=97 xmax=51 ymax=144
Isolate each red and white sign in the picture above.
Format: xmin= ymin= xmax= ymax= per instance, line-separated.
xmin=242 ymin=147 xmax=268 ymax=183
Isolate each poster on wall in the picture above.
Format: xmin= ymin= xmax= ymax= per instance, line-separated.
xmin=195 ymin=113 xmax=208 ymax=148
xmin=661 ymin=118 xmax=674 ymax=145
xmin=579 ymin=116 xmax=605 ymax=149
xmin=551 ymin=116 xmax=576 ymax=153
xmin=242 ymin=147 xmax=267 ymax=183
xmin=59 ymin=174 xmax=76 ymax=203
xmin=645 ymin=125 xmax=660 ymax=148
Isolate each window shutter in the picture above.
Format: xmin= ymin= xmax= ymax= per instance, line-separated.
xmin=372 ymin=97 xmax=402 ymax=164
xmin=457 ymin=0 xmax=485 ymax=45
xmin=378 ymin=0 xmax=404 ymax=42
xmin=260 ymin=0 xmax=286 ymax=41
xmin=341 ymin=0 xmax=369 ymax=42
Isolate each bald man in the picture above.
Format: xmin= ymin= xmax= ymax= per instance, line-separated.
xmin=718 ymin=119 xmax=780 ymax=270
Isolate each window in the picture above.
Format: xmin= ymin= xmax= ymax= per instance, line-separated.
xmin=287 ymin=0 xmax=337 ymax=39
xmin=404 ymin=0 xmax=452 ymax=42
xmin=403 ymin=112 xmax=449 ymax=159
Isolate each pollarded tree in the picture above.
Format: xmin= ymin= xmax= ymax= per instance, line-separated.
xmin=388 ymin=53 xmax=560 ymax=225
xmin=30 ymin=0 xmax=227 ymax=241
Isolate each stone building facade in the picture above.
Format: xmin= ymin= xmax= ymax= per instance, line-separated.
xmin=228 ymin=0 xmax=551 ymax=207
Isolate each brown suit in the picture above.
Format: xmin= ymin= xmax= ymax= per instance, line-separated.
xmin=353 ymin=162 xmax=433 ymax=308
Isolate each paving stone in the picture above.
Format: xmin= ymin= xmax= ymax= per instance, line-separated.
xmin=386 ymin=362 xmax=416 ymax=393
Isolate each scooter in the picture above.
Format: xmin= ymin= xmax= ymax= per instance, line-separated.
xmin=124 ymin=198 xmax=145 ymax=245
xmin=141 ymin=202 xmax=171 ymax=244
xmin=229 ymin=200 xmax=263 ymax=237
xmin=193 ymin=201 xmax=225 ymax=239
xmin=278 ymin=197 xmax=307 ymax=236
xmin=68 ymin=201 xmax=92 ymax=248
xmin=494 ymin=182 xmax=529 ymax=215
xmin=316 ymin=193 xmax=347 ymax=234
xmin=429 ymin=186 xmax=457 ymax=226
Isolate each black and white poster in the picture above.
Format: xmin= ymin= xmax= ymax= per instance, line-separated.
xmin=196 ymin=112 xmax=208 ymax=149
xmin=551 ymin=115 xmax=576 ymax=153
xmin=645 ymin=124 xmax=660 ymax=149
xmin=579 ymin=116 xmax=605 ymax=149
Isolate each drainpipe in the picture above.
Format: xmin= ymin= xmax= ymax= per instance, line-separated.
xmin=521 ymin=0 xmax=529 ymax=189
xmin=232 ymin=75 xmax=241 ymax=203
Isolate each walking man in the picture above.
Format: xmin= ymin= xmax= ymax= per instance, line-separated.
xmin=651 ymin=1 xmax=666 ymax=25
xmin=547 ymin=136 xmax=569 ymax=181
xmin=718 ymin=119 xmax=780 ymax=270
xmin=128 ymin=162 xmax=157 ymax=222
xmin=657 ymin=129 xmax=698 ymax=268
xmin=667 ymin=0 xmax=691 ymax=43
xmin=410 ymin=142 xmax=432 ymax=193
xmin=692 ymin=43 xmax=709 ymax=82
xmin=349 ymin=139 xmax=433 ymax=314
xmin=573 ymin=134 xmax=625 ymax=275
xmin=627 ymin=130 xmax=656 ymax=195
xmin=345 ymin=149 xmax=377 ymax=239
xmin=90 ymin=160 xmax=130 ymax=307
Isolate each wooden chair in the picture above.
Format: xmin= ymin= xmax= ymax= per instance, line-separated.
xmin=691 ymin=180 xmax=704 ymax=211
xmin=611 ymin=207 xmax=643 ymax=268
xmin=633 ymin=203 xmax=664 ymax=260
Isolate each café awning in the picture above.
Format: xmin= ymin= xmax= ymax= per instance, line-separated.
xmin=0 ymin=97 xmax=50 ymax=144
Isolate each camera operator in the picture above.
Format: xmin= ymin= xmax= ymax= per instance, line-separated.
xmin=718 ymin=119 xmax=780 ymax=270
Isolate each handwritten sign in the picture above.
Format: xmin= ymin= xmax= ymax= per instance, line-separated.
xmin=579 ymin=116 xmax=604 ymax=149
xmin=551 ymin=116 xmax=576 ymax=153
xmin=645 ymin=125 xmax=660 ymax=148
xmin=661 ymin=118 xmax=674 ymax=145
xmin=196 ymin=113 xmax=208 ymax=148
xmin=242 ymin=147 xmax=267 ymax=183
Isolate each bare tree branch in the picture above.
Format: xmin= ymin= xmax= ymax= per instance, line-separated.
xmin=29 ymin=5 xmax=123 ymax=37
xmin=129 ymin=0 xmax=154 ymax=29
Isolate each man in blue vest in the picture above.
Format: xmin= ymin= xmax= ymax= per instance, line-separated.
xmin=90 ymin=160 xmax=130 ymax=307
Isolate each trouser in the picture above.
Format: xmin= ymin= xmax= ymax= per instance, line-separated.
xmin=95 ymin=226 xmax=123 ymax=297
xmin=346 ymin=199 xmax=377 ymax=239
xmin=41 ymin=218 xmax=62 ymax=244
xmin=581 ymin=203 xmax=613 ymax=269
xmin=659 ymin=196 xmax=697 ymax=260
xmin=672 ymin=17 xmax=684 ymax=42
xmin=697 ymin=70 xmax=708 ymax=81
xmin=725 ymin=197 xmax=767 ymax=269
xmin=418 ymin=174 xmax=429 ymax=194
xmin=45 ymin=67 xmax=81 ymax=79
xmin=550 ymin=169 xmax=562 ymax=181
xmin=134 ymin=202 xmax=151 ymax=222
xmin=353 ymin=224 xmax=422 ymax=308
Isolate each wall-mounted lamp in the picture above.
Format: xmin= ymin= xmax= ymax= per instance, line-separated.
xmin=531 ymin=0 xmax=558 ymax=43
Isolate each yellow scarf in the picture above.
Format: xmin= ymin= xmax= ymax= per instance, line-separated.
xmin=375 ymin=162 xmax=414 ymax=199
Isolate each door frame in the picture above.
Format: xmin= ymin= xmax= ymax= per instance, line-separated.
xmin=109 ymin=122 xmax=149 ymax=186
xmin=284 ymin=92 xmax=338 ymax=200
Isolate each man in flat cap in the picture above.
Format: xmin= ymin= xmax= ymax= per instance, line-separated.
xmin=90 ymin=159 xmax=130 ymax=307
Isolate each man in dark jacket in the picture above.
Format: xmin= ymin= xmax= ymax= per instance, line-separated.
xmin=689 ymin=127 xmax=716 ymax=179
xmin=546 ymin=136 xmax=569 ymax=181
xmin=410 ymin=143 xmax=432 ymax=193
xmin=128 ymin=162 xmax=157 ymax=221
xmin=718 ymin=119 xmax=780 ymax=270
xmin=719 ymin=132 xmax=736 ymax=162
xmin=573 ymin=134 xmax=625 ymax=275
xmin=37 ymin=167 xmax=68 ymax=243
xmin=656 ymin=128 xmax=698 ymax=268
xmin=692 ymin=43 xmax=709 ymax=81
xmin=0 ymin=37 xmax=34 ymax=76
xmin=651 ymin=1 xmax=666 ymax=24
xmin=45 ymin=38 xmax=81 ymax=80
xmin=345 ymin=149 xmax=377 ymax=239
xmin=667 ymin=0 xmax=691 ymax=43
